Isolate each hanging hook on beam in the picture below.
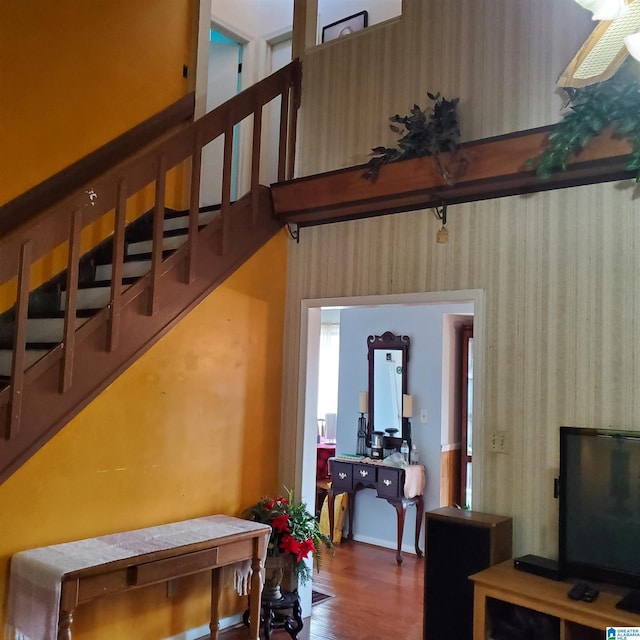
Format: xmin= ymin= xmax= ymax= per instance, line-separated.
xmin=286 ymin=223 xmax=300 ymax=243
xmin=432 ymin=204 xmax=447 ymax=225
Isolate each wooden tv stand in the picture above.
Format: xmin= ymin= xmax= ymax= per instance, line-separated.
xmin=471 ymin=560 xmax=640 ymax=639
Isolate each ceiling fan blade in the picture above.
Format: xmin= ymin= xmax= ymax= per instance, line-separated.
xmin=558 ymin=0 xmax=640 ymax=87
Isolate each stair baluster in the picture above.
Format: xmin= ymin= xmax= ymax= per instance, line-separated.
xmin=220 ymin=121 xmax=234 ymax=256
xmin=277 ymin=84 xmax=290 ymax=183
xmin=186 ymin=128 xmax=203 ymax=284
xmin=251 ymin=103 xmax=263 ymax=227
xmin=60 ymin=209 xmax=83 ymax=393
xmin=107 ymin=179 xmax=128 ymax=352
xmin=8 ymin=241 xmax=33 ymax=437
xmin=148 ymin=155 xmax=167 ymax=317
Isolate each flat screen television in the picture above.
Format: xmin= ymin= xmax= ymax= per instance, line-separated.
xmin=559 ymin=426 xmax=640 ymax=589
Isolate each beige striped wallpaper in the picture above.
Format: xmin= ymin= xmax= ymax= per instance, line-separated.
xmin=281 ymin=0 xmax=640 ymax=556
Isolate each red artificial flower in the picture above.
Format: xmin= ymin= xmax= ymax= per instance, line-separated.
xmin=298 ymin=537 xmax=316 ymax=561
xmin=280 ymin=534 xmax=302 ymax=557
xmin=271 ymin=513 xmax=291 ymax=533
xmin=264 ymin=500 xmax=275 ymax=511
xmin=275 ymin=496 xmax=289 ymax=506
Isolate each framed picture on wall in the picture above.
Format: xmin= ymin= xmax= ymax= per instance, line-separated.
xmin=321 ymin=11 xmax=369 ymax=43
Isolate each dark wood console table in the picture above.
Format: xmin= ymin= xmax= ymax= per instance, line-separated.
xmin=6 ymin=515 xmax=271 ymax=640
xmin=327 ymin=458 xmax=424 ymax=565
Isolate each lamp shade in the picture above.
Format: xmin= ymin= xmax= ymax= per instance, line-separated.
xmin=402 ymin=394 xmax=413 ymax=418
xmin=358 ymin=390 xmax=368 ymax=413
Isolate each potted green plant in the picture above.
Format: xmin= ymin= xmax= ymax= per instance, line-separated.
xmin=243 ymin=490 xmax=333 ymax=600
xmin=363 ymin=91 xmax=462 ymax=182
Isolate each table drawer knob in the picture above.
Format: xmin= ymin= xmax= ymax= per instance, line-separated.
xmin=339 ymin=472 xmax=347 ymax=480
xmin=383 ymin=479 xmax=392 ymax=487
xmin=360 ymin=470 xmax=369 ymax=477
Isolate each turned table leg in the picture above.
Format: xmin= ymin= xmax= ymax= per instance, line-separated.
xmin=346 ymin=491 xmax=355 ymax=541
xmin=248 ymin=554 xmax=264 ymax=640
xmin=414 ymin=495 xmax=424 ymax=557
xmin=209 ymin=568 xmax=221 ymax=640
xmin=57 ymin=609 xmax=74 ymax=640
xmin=392 ymin=499 xmax=408 ymax=565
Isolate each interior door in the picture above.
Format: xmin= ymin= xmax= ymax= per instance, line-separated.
xmin=460 ymin=323 xmax=473 ymax=507
xmin=200 ymin=30 xmax=242 ymax=208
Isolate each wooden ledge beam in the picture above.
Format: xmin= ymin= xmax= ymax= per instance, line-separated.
xmin=271 ymin=126 xmax=635 ymax=227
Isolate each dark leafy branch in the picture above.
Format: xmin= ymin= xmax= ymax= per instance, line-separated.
xmin=529 ymin=64 xmax=640 ymax=181
xmin=363 ymin=92 xmax=461 ymax=181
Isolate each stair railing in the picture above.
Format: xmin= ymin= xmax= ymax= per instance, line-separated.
xmin=0 ymin=59 xmax=301 ymax=442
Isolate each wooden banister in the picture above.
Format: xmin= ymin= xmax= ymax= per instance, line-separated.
xmin=0 ymin=93 xmax=196 ymax=234
xmin=0 ymin=60 xmax=301 ymax=285
xmin=0 ymin=59 xmax=301 ymax=482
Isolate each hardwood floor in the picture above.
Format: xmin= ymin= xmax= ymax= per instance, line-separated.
xmin=220 ymin=541 xmax=424 ymax=640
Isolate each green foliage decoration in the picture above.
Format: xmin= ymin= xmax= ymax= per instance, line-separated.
xmin=530 ymin=65 xmax=640 ymax=181
xmin=243 ymin=489 xmax=333 ymax=585
xmin=363 ymin=92 xmax=461 ymax=181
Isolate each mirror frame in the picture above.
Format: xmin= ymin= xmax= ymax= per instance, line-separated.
xmin=367 ymin=331 xmax=410 ymax=450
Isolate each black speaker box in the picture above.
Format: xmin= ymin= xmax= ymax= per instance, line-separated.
xmin=424 ymin=507 xmax=512 ymax=640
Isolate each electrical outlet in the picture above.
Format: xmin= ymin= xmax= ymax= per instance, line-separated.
xmin=420 ymin=409 xmax=428 ymax=424
xmin=488 ymin=431 xmax=508 ymax=453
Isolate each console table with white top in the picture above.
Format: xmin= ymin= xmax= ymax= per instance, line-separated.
xmin=6 ymin=514 xmax=271 ymax=640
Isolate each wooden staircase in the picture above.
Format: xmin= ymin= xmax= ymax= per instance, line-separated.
xmin=0 ymin=59 xmax=301 ymax=485
xmin=0 ymin=206 xmax=219 ymax=376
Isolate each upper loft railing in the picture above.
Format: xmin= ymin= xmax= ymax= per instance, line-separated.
xmin=0 ymin=59 xmax=301 ymax=480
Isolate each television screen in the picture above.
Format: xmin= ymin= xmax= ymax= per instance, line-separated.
xmin=559 ymin=426 xmax=640 ymax=589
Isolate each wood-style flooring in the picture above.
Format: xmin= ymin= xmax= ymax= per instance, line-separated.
xmin=220 ymin=541 xmax=424 ymax=640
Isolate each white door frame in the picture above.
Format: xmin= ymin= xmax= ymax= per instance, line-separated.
xmin=295 ymin=289 xmax=487 ymax=523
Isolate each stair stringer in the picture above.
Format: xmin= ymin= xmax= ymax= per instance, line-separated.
xmin=0 ymin=186 xmax=282 ymax=484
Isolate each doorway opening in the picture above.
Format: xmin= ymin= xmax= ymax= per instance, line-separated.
xmin=200 ymin=29 xmax=243 ymax=207
xmin=298 ymin=291 xmax=484 ymax=557
xmin=460 ymin=322 xmax=474 ymax=508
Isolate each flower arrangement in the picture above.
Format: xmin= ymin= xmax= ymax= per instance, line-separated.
xmin=243 ymin=489 xmax=333 ymax=586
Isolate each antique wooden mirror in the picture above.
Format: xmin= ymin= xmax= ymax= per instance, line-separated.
xmin=367 ymin=331 xmax=410 ymax=451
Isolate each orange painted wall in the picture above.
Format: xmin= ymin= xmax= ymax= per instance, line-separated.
xmin=0 ymin=0 xmax=195 ymax=310
xmin=0 ymin=231 xmax=288 ymax=638
xmin=0 ymin=0 xmax=193 ymax=205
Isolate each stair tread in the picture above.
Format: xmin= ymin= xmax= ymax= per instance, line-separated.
xmin=0 ymin=349 xmax=51 ymax=377
xmin=60 ymin=286 xmax=112 ymax=311
xmin=94 ymin=259 xmax=151 ymax=282
xmin=163 ymin=209 xmax=219 ymax=232
xmin=127 ymin=233 xmax=188 ymax=256
xmin=0 ymin=317 xmax=89 ymax=344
